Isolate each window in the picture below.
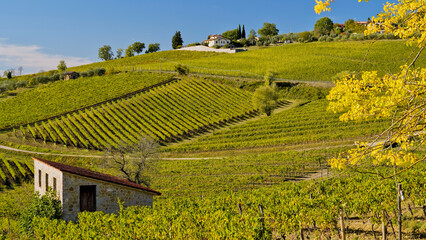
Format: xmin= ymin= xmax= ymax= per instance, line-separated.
xmin=38 ymin=170 xmax=42 ymax=187
xmin=53 ymin=177 xmax=57 ymax=192
xmin=45 ymin=173 xmax=49 ymax=189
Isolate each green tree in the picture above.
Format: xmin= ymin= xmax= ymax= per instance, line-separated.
xmin=125 ymin=45 xmax=135 ymax=57
xmin=237 ymin=24 xmax=242 ymax=39
xmin=57 ymin=60 xmax=67 ymax=72
xmin=314 ymin=17 xmax=334 ymax=36
xmin=298 ymin=31 xmax=313 ymax=42
xmin=242 ymin=25 xmax=246 ymax=39
xmin=4 ymin=69 xmax=14 ymax=79
xmin=248 ymin=29 xmax=257 ymax=45
xmin=222 ymin=29 xmax=239 ymax=41
xmin=145 ymin=43 xmax=160 ymax=53
xmin=252 ymin=84 xmax=279 ymax=116
xmin=132 ymin=42 xmax=145 ymax=54
xmin=98 ymin=45 xmax=114 ymax=61
xmin=344 ymin=19 xmax=367 ymax=33
xmin=172 ymin=31 xmax=183 ymax=49
xmin=258 ymin=22 xmax=279 ymax=37
xmin=19 ymin=190 xmax=62 ymax=234
xmin=116 ymin=48 xmax=123 ymax=59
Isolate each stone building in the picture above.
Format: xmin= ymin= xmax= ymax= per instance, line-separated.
xmin=33 ymin=157 xmax=161 ymax=221
xmin=64 ymin=71 xmax=79 ymax=80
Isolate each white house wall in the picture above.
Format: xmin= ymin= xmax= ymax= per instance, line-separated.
xmin=34 ymin=160 xmax=63 ymax=203
xmin=208 ymin=39 xmax=231 ymax=47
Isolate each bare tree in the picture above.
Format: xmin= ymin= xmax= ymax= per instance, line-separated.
xmin=105 ymin=136 xmax=159 ymax=187
xmin=18 ymin=66 xmax=23 ymax=76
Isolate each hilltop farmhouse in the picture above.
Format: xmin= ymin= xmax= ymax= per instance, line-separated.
xmin=203 ymin=34 xmax=231 ymax=47
xmin=33 ymin=157 xmax=161 ymax=221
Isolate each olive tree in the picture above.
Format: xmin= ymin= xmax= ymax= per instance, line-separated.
xmin=57 ymin=60 xmax=67 ymax=72
xmin=314 ymin=17 xmax=333 ymax=36
xmin=105 ymin=136 xmax=159 ymax=187
xmin=258 ymin=22 xmax=279 ymax=37
xmin=145 ymin=43 xmax=160 ymax=53
xmin=132 ymin=42 xmax=145 ymax=54
xmin=98 ymin=45 xmax=114 ymax=61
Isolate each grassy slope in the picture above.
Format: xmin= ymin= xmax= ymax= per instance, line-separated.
xmin=73 ymin=40 xmax=426 ymax=81
xmin=68 ymin=50 xmax=222 ymax=72
xmin=0 ymin=72 xmax=172 ymax=130
xmin=166 ymin=40 xmax=426 ymax=81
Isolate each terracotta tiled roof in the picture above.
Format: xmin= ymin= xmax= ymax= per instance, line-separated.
xmin=207 ymin=34 xmax=230 ymax=41
xmin=33 ymin=157 xmax=161 ymax=195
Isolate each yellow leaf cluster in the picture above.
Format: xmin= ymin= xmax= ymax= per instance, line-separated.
xmin=314 ymin=0 xmax=332 ymax=14
xmin=316 ymin=0 xmax=426 ymax=171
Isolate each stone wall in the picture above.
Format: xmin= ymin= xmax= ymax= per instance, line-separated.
xmin=62 ymin=172 xmax=154 ymax=221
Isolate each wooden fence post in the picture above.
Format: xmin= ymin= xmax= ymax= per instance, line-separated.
xmin=340 ymin=207 xmax=346 ymax=240
xmin=397 ymin=183 xmax=402 ymax=240
xmin=382 ymin=210 xmax=387 ymax=240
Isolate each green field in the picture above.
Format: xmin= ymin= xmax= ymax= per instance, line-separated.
xmin=0 ymin=72 xmax=172 ymax=130
xmin=165 ymin=100 xmax=389 ymax=152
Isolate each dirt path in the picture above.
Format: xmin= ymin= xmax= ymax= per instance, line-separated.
xmin=0 ymin=144 xmax=336 ymax=183
xmin=0 ymin=144 xmax=225 ymax=160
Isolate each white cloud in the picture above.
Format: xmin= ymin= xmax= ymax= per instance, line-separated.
xmin=0 ymin=42 xmax=92 ymax=74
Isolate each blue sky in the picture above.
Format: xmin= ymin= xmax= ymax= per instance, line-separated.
xmin=0 ymin=0 xmax=391 ymax=74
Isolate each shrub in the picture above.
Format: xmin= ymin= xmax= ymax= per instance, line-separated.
xmin=175 ymin=64 xmax=189 ymax=75
xmin=80 ymin=72 xmax=88 ymax=78
xmin=187 ymin=42 xmax=201 ymax=47
xmin=87 ymin=69 xmax=95 ymax=77
xmin=94 ymin=68 xmax=106 ymax=76
xmin=318 ymin=36 xmax=328 ymax=42
xmin=333 ymin=35 xmax=342 ymax=41
xmin=19 ymin=190 xmax=62 ymax=234
xmin=326 ymin=37 xmax=333 ymax=42
xmin=51 ymin=73 xmax=60 ymax=81
xmin=298 ymin=31 xmax=313 ymax=43
xmin=28 ymin=78 xmax=39 ymax=86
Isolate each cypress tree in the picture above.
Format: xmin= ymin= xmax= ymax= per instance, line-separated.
xmin=242 ymin=25 xmax=246 ymax=39
xmin=237 ymin=24 xmax=242 ymax=39
xmin=172 ymin=31 xmax=184 ymax=49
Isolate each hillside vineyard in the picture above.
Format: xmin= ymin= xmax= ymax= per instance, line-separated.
xmin=20 ymin=78 xmax=255 ymax=149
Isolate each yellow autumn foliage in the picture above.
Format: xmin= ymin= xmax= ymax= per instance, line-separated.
xmin=315 ymin=0 xmax=426 ymax=172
